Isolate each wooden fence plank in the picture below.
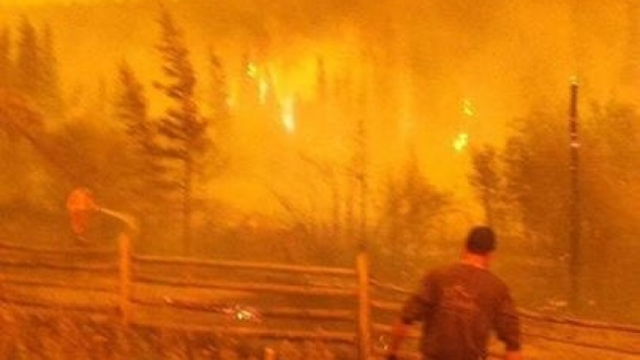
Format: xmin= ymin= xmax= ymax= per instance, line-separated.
xmin=371 ymin=299 xmax=402 ymax=312
xmin=369 ymin=278 xmax=413 ymax=296
xmin=519 ymin=308 xmax=640 ymax=334
xmin=2 ymin=276 xmax=117 ymax=293
xmin=0 ymin=295 xmax=119 ymax=313
xmin=0 ymin=258 xmax=118 ymax=272
xmin=0 ymin=240 xmax=116 ymax=256
xmin=134 ymin=274 xmax=357 ymax=297
xmin=133 ymin=254 xmax=357 ymax=276
xmin=523 ymin=330 xmax=640 ymax=356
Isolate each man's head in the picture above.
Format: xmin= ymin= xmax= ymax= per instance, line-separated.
xmin=465 ymin=226 xmax=496 ymax=255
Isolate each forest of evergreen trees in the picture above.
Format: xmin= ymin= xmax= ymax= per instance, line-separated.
xmin=468 ymin=102 xmax=640 ymax=323
xmin=0 ymin=11 xmax=229 ymax=257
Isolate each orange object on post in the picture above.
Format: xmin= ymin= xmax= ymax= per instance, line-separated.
xmin=66 ymin=187 xmax=98 ymax=236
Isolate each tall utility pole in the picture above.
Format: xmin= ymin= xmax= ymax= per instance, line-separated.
xmin=568 ymin=77 xmax=581 ymax=311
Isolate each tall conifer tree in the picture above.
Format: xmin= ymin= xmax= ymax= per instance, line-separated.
xmin=15 ymin=17 xmax=41 ymax=100
xmin=40 ymin=24 xmax=64 ymax=117
xmin=154 ymin=10 xmax=209 ymax=254
xmin=208 ymin=51 xmax=231 ymax=172
xmin=0 ymin=27 xmax=12 ymax=90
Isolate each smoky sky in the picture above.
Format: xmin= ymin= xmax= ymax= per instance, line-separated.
xmin=0 ymin=0 xmax=636 ymax=193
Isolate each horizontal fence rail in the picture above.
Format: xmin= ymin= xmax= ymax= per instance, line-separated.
xmin=133 ymin=254 xmax=358 ymax=276
xmin=0 ymin=239 xmax=116 ymax=256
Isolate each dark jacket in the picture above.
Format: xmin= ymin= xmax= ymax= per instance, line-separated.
xmin=400 ymin=263 xmax=521 ymax=360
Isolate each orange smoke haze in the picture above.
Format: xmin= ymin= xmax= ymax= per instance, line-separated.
xmin=0 ymin=0 xmax=637 ymax=217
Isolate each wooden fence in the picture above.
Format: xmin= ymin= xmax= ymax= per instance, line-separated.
xmin=1 ymin=234 xmax=640 ymax=359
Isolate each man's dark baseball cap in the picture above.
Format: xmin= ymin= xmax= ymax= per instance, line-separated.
xmin=465 ymin=226 xmax=496 ymax=254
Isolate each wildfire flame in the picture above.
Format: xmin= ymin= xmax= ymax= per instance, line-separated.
xmin=281 ymin=97 xmax=296 ymax=134
xmin=259 ymin=79 xmax=269 ymax=105
xmin=247 ymin=62 xmax=258 ymax=79
xmin=453 ymin=98 xmax=475 ymax=152
xmin=453 ymin=133 xmax=469 ymax=152
xmin=462 ymin=98 xmax=475 ymax=117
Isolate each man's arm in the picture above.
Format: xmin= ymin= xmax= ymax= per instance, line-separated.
xmin=387 ymin=271 xmax=437 ymax=359
xmin=495 ymin=287 xmax=522 ymax=359
xmin=386 ymin=319 xmax=411 ymax=359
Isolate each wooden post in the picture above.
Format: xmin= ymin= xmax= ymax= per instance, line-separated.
xmin=568 ymin=78 xmax=582 ymax=312
xmin=118 ymin=233 xmax=132 ymax=326
xmin=263 ymin=347 xmax=276 ymax=360
xmin=356 ymin=251 xmax=371 ymax=360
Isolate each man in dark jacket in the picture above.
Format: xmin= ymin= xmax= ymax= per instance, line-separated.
xmin=386 ymin=226 xmax=522 ymax=360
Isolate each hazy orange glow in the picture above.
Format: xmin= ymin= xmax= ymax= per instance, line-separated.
xmin=0 ymin=0 xmax=102 ymax=5
xmin=0 ymin=0 xmax=637 ymax=216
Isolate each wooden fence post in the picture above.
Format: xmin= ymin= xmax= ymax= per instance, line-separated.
xmin=263 ymin=347 xmax=276 ymax=360
xmin=356 ymin=251 xmax=371 ymax=360
xmin=118 ymin=232 xmax=132 ymax=326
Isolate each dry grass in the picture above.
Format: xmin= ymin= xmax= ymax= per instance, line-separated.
xmin=3 ymin=305 xmax=640 ymax=359
xmin=0 ymin=306 xmax=353 ymax=360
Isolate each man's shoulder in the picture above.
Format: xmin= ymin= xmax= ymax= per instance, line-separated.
xmin=424 ymin=262 xmax=463 ymax=278
xmin=427 ymin=262 xmax=508 ymax=285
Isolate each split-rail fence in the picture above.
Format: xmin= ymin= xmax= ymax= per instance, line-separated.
xmin=1 ymin=234 xmax=640 ymax=359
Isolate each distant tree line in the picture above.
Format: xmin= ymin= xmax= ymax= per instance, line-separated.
xmin=0 ymin=18 xmax=64 ymax=213
xmin=0 ymin=12 xmax=231 ymax=255
xmin=0 ymin=18 xmax=63 ymax=119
